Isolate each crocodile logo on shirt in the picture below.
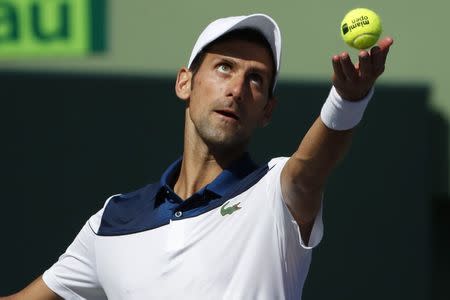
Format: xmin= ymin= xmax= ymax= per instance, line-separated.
xmin=220 ymin=200 xmax=241 ymax=216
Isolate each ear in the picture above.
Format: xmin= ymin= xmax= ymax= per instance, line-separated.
xmin=260 ymin=97 xmax=277 ymax=128
xmin=175 ymin=67 xmax=192 ymax=101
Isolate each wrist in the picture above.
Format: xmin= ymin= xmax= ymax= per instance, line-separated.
xmin=320 ymin=86 xmax=374 ymax=131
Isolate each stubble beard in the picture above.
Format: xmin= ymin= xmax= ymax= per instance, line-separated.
xmin=193 ymin=115 xmax=249 ymax=155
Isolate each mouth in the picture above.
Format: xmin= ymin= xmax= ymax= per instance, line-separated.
xmin=215 ymin=110 xmax=240 ymax=121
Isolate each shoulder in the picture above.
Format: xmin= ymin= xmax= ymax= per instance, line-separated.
xmin=268 ymin=156 xmax=289 ymax=169
xmin=261 ymin=156 xmax=290 ymax=182
xmin=87 ymin=183 xmax=161 ymax=234
xmin=222 ymin=157 xmax=289 ymax=198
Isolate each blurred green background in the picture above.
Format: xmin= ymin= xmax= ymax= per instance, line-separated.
xmin=1 ymin=0 xmax=448 ymax=299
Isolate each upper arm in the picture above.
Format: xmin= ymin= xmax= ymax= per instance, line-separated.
xmin=281 ymin=157 xmax=322 ymax=241
xmin=2 ymin=276 xmax=62 ymax=300
xmin=280 ymin=117 xmax=352 ymax=238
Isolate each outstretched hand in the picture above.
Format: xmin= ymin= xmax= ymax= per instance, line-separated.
xmin=332 ymin=37 xmax=394 ymax=101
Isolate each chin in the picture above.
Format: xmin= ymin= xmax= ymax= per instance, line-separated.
xmin=194 ymin=120 xmax=251 ymax=151
xmin=204 ymin=131 xmax=249 ymax=152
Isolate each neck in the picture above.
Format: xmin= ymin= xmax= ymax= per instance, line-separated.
xmin=174 ymin=121 xmax=247 ymax=200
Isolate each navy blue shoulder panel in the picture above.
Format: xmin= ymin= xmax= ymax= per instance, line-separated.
xmin=97 ymin=183 xmax=166 ymax=236
xmin=221 ymin=163 xmax=270 ymax=202
xmin=97 ymin=163 xmax=272 ymax=236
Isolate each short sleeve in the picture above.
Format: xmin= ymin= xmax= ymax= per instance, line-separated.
xmin=267 ymin=157 xmax=324 ymax=249
xmin=42 ymin=206 xmax=109 ymax=300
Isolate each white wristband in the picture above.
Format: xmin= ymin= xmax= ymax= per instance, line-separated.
xmin=320 ymin=86 xmax=374 ymax=131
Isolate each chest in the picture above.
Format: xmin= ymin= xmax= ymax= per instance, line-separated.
xmin=94 ymin=195 xmax=283 ymax=299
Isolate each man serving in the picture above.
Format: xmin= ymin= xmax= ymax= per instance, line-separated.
xmin=2 ymin=13 xmax=393 ymax=300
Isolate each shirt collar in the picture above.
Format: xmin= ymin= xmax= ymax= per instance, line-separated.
xmin=159 ymin=157 xmax=182 ymax=193
xmin=158 ymin=152 xmax=258 ymax=199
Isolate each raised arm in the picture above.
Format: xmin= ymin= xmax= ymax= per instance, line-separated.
xmin=0 ymin=276 xmax=61 ymax=300
xmin=281 ymin=37 xmax=394 ymax=242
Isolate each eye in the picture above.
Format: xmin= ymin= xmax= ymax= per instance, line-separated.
xmin=217 ymin=63 xmax=231 ymax=73
xmin=249 ymin=73 xmax=264 ymax=87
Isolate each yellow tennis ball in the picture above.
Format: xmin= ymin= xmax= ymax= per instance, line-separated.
xmin=341 ymin=8 xmax=382 ymax=49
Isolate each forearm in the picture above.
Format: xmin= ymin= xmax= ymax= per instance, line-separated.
xmin=290 ymin=116 xmax=353 ymax=191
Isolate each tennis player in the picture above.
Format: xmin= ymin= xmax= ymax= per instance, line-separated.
xmin=2 ymin=13 xmax=393 ymax=300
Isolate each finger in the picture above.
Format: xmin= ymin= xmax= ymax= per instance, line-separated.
xmin=374 ymin=37 xmax=394 ymax=73
xmin=358 ymin=50 xmax=372 ymax=80
xmin=379 ymin=36 xmax=393 ymax=64
xmin=378 ymin=36 xmax=394 ymax=51
xmin=378 ymin=37 xmax=393 ymax=60
xmin=370 ymin=46 xmax=385 ymax=76
xmin=332 ymin=55 xmax=346 ymax=83
xmin=339 ymin=52 xmax=358 ymax=81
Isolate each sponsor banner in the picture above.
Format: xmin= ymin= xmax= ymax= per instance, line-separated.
xmin=0 ymin=0 xmax=106 ymax=57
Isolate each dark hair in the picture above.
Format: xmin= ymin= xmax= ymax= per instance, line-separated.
xmin=189 ymin=28 xmax=276 ymax=97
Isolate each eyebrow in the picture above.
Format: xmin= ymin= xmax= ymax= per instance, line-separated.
xmin=248 ymin=66 xmax=269 ymax=77
xmin=214 ymin=57 xmax=237 ymax=68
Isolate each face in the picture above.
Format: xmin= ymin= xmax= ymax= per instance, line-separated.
xmin=176 ymin=38 xmax=276 ymax=152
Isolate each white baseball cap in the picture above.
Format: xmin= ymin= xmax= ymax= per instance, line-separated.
xmin=187 ymin=14 xmax=282 ymax=91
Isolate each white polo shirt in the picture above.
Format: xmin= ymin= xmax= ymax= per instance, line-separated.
xmin=43 ymin=155 xmax=323 ymax=300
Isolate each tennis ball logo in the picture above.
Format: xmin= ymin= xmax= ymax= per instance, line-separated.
xmin=341 ymin=8 xmax=382 ymax=49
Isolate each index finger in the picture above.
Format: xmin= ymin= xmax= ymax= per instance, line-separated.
xmin=378 ymin=36 xmax=394 ymax=51
xmin=377 ymin=36 xmax=394 ymax=61
xmin=371 ymin=37 xmax=394 ymax=74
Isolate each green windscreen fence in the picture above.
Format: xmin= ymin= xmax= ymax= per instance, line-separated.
xmin=0 ymin=72 xmax=436 ymax=299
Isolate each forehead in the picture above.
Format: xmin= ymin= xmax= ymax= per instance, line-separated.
xmin=203 ymin=38 xmax=274 ymax=74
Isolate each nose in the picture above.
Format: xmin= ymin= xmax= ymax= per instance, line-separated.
xmin=225 ymin=73 xmax=247 ymax=101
